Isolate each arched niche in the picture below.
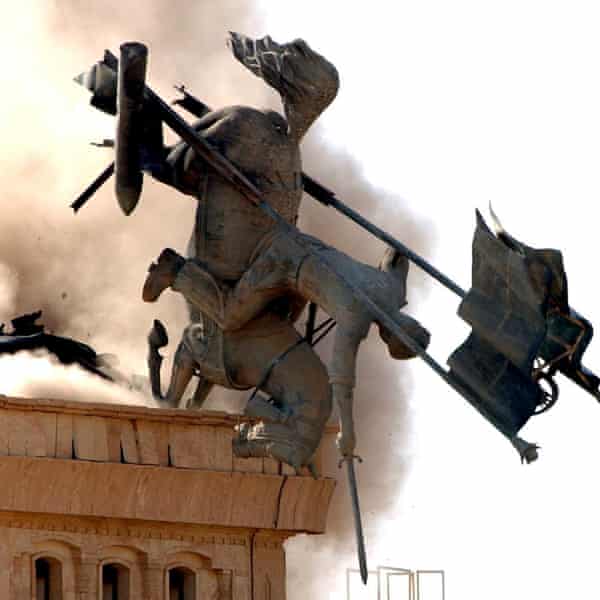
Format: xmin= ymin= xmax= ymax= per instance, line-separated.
xmin=31 ymin=540 xmax=78 ymax=600
xmin=164 ymin=551 xmax=219 ymax=600
xmin=98 ymin=545 xmax=145 ymax=600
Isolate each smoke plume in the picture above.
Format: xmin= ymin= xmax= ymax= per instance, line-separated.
xmin=0 ymin=0 xmax=269 ymax=374
xmin=0 ymin=351 xmax=154 ymax=407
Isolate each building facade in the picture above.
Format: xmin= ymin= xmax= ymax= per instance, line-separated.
xmin=0 ymin=396 xmax=335 ymax=599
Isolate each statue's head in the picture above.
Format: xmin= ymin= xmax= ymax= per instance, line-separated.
xmin=228 ymin=32 xmax=339 ymax=142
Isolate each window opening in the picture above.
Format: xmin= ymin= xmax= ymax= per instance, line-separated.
xmin=35 ymin=557 xmax=63 ymax=600
xmin=169 ymin=567 xmax=196 ymax=600
xmin=102 ymin=563 xmax=130 ymax=600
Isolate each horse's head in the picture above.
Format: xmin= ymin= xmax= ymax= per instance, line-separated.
xmin=228 ymin=32 xmax=339 ymax=142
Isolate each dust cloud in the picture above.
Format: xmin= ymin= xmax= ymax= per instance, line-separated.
xmin=0 ymin=351 xmax=154 ymax=407
xmin=1 ymin=3 xmax=429 ymax=597
xmin=0 ymin=0 xmax=269 ymax=376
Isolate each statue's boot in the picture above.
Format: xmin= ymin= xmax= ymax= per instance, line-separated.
xmin=143 ymin=248 xmax=185 ymax=302
xmin=144 ymin=249 xmax=229 ymax=329
xmin=377 ymin=315 xmax=430 ymax=359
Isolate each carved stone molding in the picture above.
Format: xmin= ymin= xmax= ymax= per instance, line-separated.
xmin=0 ymin=511 xmax=253 ymax=546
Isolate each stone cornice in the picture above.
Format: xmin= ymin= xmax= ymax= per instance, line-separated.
xmin=0 ymin=395 xmax=339 ymax=433
xmin=0 ymin=456 xmax=334 ymax=534
xmin=0 ymin=395 xmax=244 ymax=427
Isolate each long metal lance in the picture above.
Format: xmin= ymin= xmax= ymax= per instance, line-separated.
xmin=302 ymin=174 xmax=467 ymax=299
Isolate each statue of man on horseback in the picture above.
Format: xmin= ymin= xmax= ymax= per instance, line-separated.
xmin=74 ymin=34 xmax=430 ymax=473
xmin=140 ymin=34 xmax=429 ymax=470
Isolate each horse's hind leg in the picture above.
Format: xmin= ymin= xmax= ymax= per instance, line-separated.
xmin=183 ymin=377 xmax=214 ymax=410
xmin=163 ymin=339 xmax=196 ymax=408
xmin=228 ymin=325 xmax=332 ymax=470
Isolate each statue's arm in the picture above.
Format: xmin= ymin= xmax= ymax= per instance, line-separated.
xmin=146 ymin=108 xmax=236 ymax=196
xmin=333 ymin=382 xmax=357 ymax=458
xmin=330 ymin=326 xmax=368 ymax=458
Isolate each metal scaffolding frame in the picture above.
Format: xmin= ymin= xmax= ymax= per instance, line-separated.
xmin=346 ymin=566 xmax=445 ymax=600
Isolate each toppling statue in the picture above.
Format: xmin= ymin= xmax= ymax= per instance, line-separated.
xmin=73 ymin=35 xmax=430 ymax=471
xmin=142 ymin=34 xmax=430 ymax=468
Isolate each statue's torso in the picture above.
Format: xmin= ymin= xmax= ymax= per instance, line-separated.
xmin=172 ymin=105 xmax=302 ymax=281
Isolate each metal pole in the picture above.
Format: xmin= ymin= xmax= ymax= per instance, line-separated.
xmin=345 ymin=457 xmax=368 ymax=584
xmin=302 ymin=174 xmax=466 ymax=298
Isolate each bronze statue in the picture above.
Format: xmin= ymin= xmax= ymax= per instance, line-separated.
xmin=141 ymin=34 xmax=430 ymax=467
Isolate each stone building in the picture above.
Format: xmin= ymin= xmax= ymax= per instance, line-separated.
xmin=0 ymin=396 xmax=336 ymax=599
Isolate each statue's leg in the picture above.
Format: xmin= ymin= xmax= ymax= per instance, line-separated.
xmin=145 ymin=233 xmax=429 ymax=361
xmin=292 ymin=239 xmax=430 ymax=456
xmin=295 ymin=241 xmax=430 ymax=357
xmin=225 ymin=325 xmax=332 ymax=469
xmin=144 ymin=243 xmax=294 ymax=330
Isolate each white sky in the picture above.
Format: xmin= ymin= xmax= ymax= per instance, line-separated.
xmin=258 ymin=2 xmax=600 ymax=599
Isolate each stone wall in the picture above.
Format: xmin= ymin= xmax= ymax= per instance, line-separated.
xmin=0 ymin=396 xmax=336 ymax=599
